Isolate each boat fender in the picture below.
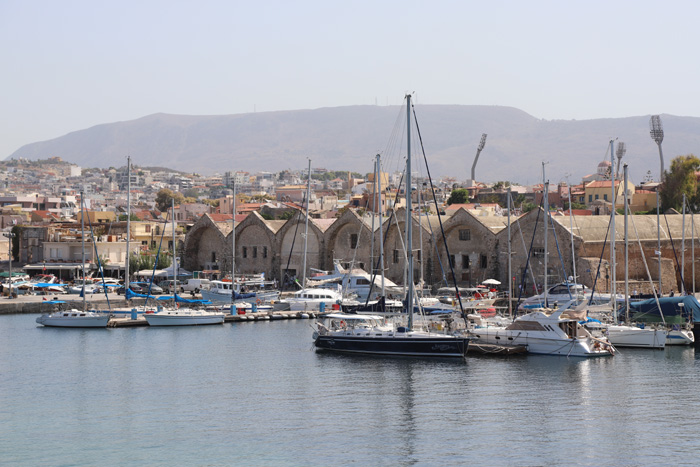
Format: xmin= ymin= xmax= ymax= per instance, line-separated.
xmin=256 ymin=298 xmax=262 ymax=305
xmin=312 ymin=331 xmax=319 ymax=340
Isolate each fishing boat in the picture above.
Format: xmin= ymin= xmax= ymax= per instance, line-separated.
xmin=312 ymin=95 xmax=469 ymax=357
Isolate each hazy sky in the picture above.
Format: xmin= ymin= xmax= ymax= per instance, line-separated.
xmin=2 ymin=0 xmax=698 ymax=164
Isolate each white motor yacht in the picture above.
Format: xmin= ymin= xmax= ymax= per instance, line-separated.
xmin=467 ymin=309 xmax=615 ymax=357
xmin=280 ymin=287 xmax=343 ymax=312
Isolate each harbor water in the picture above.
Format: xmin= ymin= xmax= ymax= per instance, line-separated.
xmin=1 ymin=314 xmax=699 ymax=466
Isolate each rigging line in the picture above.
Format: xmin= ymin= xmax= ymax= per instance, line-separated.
xmin=510 ymin=191 xmax=540 ymax=301
xmin=588 ymin=212 xmax=613 ymax=305
xmin=628 ymin=208 xmax=666 ymax=325
xmin=282 ymin=203 xmax=304 ymax=291
xmin=146 ymin=211 xmax=170 ymax=307
xmin=411 ymin=102 xmax=466 ymax=322
xmin=366 ymin=167 xmax=406 ymax=304
xmin=515 ymin=203 xmax=542 ymax=313
xmin=548 ymin=212 xmax=573 ymax=299
xmin=85 ymin=209 xmax=111 ymax=310
xmin=662 ymin=210 xmax=685 ymax=293
xmin=424 ymin=208 xmax=448 ymax=287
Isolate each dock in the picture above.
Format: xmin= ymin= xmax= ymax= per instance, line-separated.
xmin=105 ymin=310 xmax=323 ymax=327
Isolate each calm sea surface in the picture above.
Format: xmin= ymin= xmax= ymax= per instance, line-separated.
xmin=1 ymin=314 xmax=699 ymax=466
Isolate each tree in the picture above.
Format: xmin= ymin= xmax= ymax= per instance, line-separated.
xmin=155 ymin=189 xmax=185 ymax=212
xmin=660 ymin=154 xmax=700 ymax=211
xmin=446 ymin=188 xmax=469 ymax=205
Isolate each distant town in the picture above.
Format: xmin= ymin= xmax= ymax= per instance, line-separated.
xmin=0 ymin=155 xmax=691 ymax=295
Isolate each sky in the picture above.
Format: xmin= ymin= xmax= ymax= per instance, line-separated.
xmin=2 ymin=0 xmax=699 ymax=171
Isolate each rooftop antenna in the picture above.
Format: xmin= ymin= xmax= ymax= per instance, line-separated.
xmin=469 ymin=133 xmax=487 ymax=185
xmin=649 ymin=115 xmax=664 ymax=295
xmin=615 ymin=141 xmax=626 ymax=179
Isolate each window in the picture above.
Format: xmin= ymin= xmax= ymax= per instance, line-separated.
xmin=595 ymin=194 xmax=599 ymax=200
xmin=462 ymin=255 xmax=470 ymax=269
xmin=603 ymin=194 xmax=608 ymax=201
xmin=350 ymin=233 xmax=358 ymax=249
xmin=480 ymin=254 xmax=487 ymax=269
xmin=145 ymin=225 xmax=151 ymax=233
xmin=533 ymin=247 xmax=544 ymax=257
xmin=449 ymin=255 xmax=455 ymax=268
xmin=253 ymin=246 xmax=258 ymax=258
xmin=459 ymin=229 xmax=471 ymax=241
xmin=211 ymin=252 xmax=216 ymax=262
xmin=588 ymin=195 xmax=592 ymax=203
xmin=263 ymin=246 xmax=268 ymax=258
xmin=393 ymin=250 xmax=399 ymax=264
xmin=242 ymin=247 xmax=247 ymax=258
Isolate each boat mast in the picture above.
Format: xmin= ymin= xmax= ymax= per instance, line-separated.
xmin=377 ymin=154 xmax=385 ymax=296
xmin=370 ymin=159 xmax=376 ymax=283
xmin=406 ymin=94 xmax=414 ymax=330
xmin=507 ymin=185 xmax=512 ymax=318
xmin=231 ymin=179 xmax=236 ymax=304
xmin=567 ymin=177 xmax=577 ymax=285
xmin=542 ymin=162 xmax=548 ymax=307
xmin=302 ymin=159 xmax=311 ymax=287
xmin=172 ymin=198 xmax=177 ymax=295
xmin=80 ymin=191 xmax=86 ymax=312
xmin=125 ymin=156 xmax=131 ymax=298
xmin=681 ymin=193 xmax=686 ymax=295
xmin=624 ymin=163 xmax=630 ymax=321
xmin=610 ymin=139 xmax=617 ymax=322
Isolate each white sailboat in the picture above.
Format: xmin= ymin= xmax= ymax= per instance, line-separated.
xmin=36 ymin=192 xmax=111 ymax=328
xmin=314 ymin=94 xmax=469 ymax=357
xmin=144 ymin=199 xmax=225 ymax=326
xmin=602 ymin=159 xmax=667 ymax=348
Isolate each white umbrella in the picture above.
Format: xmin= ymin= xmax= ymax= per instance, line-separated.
xmin=482 ymin=279 xmax=501 ymax=285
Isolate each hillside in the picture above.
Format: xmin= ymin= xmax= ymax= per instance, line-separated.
xmin=8 ymin=105 xmax=700 ymax=183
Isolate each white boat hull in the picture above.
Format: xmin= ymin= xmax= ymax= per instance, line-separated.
xmin=666 ymin=329 xmax=694 ymax=345
xmin=606 ymin=325 xmax=666 ymax=349
xmin=36 ymin=311 xmax=110 ymax=328
xmin=143 ymin=309 xmax=225 ymax=326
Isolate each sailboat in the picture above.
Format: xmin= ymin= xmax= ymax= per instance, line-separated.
xmin=144 ymin=199 xmax=225 ymax=326
xmin=36 ymin=193 xmax=111 ymax=328
xmin=313 ymin=94 xmax=469 ymax=358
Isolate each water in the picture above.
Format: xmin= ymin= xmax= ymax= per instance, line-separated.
xmin=1 ymin=314 xmax=699 ymax=466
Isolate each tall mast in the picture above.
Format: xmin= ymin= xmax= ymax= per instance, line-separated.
xmin=80 ymin=191 xmax=86 ymax=312
xmin=302 ymin=159 xmax=311 ymax=287
xmin=125 ymin=156 xmax=131 ymax=297
xmin=681 ymin=194 xmax=686 ymax=295
xmin=624 ymin=163 xmax=630 ymax=322
xmin=172 ymin=198 xmax=177 ymax=294
xmin=542 ymin=162 xmax=548 ymax=307
xmin=567 ymin=178 xmax=577 ymax=284
xmin=406 ymin=94 xmax=414 ymax=330
xmin=377 ymin=154 xmax=385 ymax=296
xmin=231 ymin=179 xmax=236 ymax=303
xmin=610 ymin=139 xmax=617 ymax=320
xmin=507 ymin=185 xmax=512 ymax=318
xmin=370 ymin=158 xmax=376 ymax=281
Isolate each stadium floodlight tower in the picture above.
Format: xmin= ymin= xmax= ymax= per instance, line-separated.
xmin=468 ymin=133 xmax=487 ymax=187
xmin=649 ymin=115 xmax=664 ymax=294
xmin=615 ymin=142 xmax=626 ymax=180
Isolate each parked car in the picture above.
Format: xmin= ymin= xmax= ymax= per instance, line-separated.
xmin=158 ymin=279 xmax=177 ymax=293
xmin=116 ymin=282 xmax=164 ymax=295
xmin=180 ymin=279 xmax=211 ymax=294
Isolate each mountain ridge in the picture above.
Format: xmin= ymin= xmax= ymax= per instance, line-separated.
xmin=8 ymin=105 xmax=700 ymax=184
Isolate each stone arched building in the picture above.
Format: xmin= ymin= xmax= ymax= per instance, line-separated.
xmin=182 ymin=207 xmax=698 ymax=294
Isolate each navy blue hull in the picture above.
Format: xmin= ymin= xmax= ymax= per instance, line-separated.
xmin=314 ymin=335 xmax=469 ymax=357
